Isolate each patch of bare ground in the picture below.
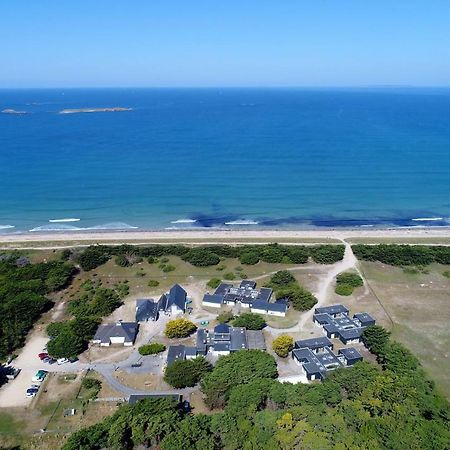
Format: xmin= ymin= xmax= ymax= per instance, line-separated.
xmin=113 ymin=371 xmax=169 ymax=391
xmin=189 ymin=390 xmax=216 ymax=415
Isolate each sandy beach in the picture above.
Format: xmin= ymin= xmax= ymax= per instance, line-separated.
xmin=1 ymin=227 xmax=450 ymax=248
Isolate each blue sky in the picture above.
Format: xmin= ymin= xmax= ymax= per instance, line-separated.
xmin=1 ymin=1 xmax=450 ymax=87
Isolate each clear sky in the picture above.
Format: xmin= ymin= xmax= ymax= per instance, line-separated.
xmin=1 ymin=1 xmax=450 ymax=87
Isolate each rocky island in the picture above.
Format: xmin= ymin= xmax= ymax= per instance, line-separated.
xmin=58 ymin=107 xmax=132 ymax=114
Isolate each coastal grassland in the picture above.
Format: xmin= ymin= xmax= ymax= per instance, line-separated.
xmin=347 ymin=236 xmax=450 ymax=245
xmin=359 ymin=261 xmax=450 ymax=398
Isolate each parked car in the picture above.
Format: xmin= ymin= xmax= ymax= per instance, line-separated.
xmin=31 ymin=370 xmax=48 ymax=383
xmin=68 ymin=357 xmax=78 ymax=363
xmin=4 ymin=366 xmax=21 ymax=380
xmin=30 ymin=384 xmax=40 ymax=390
xmin=57 ymin=358 xmax=68 ymax=365
xmin=26 ymin=388 xmax=39 ymax=398
xmin=38 ymin=353 xmax=48 ymax=360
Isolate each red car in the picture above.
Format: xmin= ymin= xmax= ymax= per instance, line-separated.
xmin=38 ymin=353 xmax=48 ymax=360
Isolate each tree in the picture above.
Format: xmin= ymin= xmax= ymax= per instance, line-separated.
xmin=115 ymin=254 xmax=131 ymax=267
xmin=165 ymin=318 xmax=197 ymax=338
xmin=201 ymin=350 xmax=278 ymax=408
xmin=309 ymin=245 xmax=345 ymax=264
xmin=272 ymin=335 xmax=294 ymax=358
xmin=276 ymin=286 xmax=317 ymax=311
xmin=207 ymin=278 xmax=221 ymax=289
xmin=77 ymin=246 xmax=110 ymax=271
xmin=70 ymin=316 xmax=100 ymax=340
xmin=239 ymin=252 xmax=260 ymax=265
xmin=47 ymin=328 xmax=85 ymax=358
xmin=232 ymin=313 xmax=266 ymax=330
xmin=46 ymin=321 xmax=67 ymax=338
xmin=164 ymin=357 xmax=212 ymax=388
xmin=362 ymin=325 xmax=391 ymax=355
xmin=182 ymin=248 xmax=220 ymax=266
xmin=269 ymin=270 xmax=296 ymax=287
xmin=138 ymin=343 xmax=166 ymax=355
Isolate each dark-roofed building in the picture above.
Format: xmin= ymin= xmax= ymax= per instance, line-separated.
xmin=353 ymin=312 xmax=376 ymax=328
xmin=159 ymin=284 xmax=187 ymax=315
xmin=128 ymin=393 xmax=182 ymax=405
xmin=313 ymin=306 xmax=376 ymax=344
xmin=135 ymin=299 xmax=159 ymax=322
xmin=92 ymin=321 xmax=138 ymax=347
xmin=202 ymin=280 xmax=282 ymax=313
xmin=295 ymin=336 xmax=333 ymax=353
xmin=167 ymin=345 xmax=187 ymax=366
xmin=338 ymin=347 xmax=363 ymax=366
xmin=315 ymin=304 xmax=349 ymax=318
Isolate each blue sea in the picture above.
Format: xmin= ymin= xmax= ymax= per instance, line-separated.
xmin=1 ymin=88 xmax=450 ymax=233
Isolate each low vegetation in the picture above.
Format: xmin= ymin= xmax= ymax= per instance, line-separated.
xmin=147 ymin=279 xmax=160 ymax=287
xmin=0 ymin=254 xmax=76 ymax=358
xmin=271 ymin=335 xmax=294 ymax=357
xmin=47 ymin=281 xmax=126 ymax=358
xmin=138 ymin=343 xmax=166 ymax=356
xmin=74 ymin=243 xmax=345 ymax=272
xmin=267 ymin=270 xmax=318 ymax=311
xmin=164 ymin=357 xmax=212 ymax=388
xmin=216 ymin=311 xmax=234 ymax=323
xmin=335 ymin=271 xmax=363 ymax=296
xmin=232 ymin=312 xmax=266 ymax=330
xmin=206 ymin=277 xmax=221 ymax=289
xmin=164 ymin=318 xmax=197 ymax=338
xmin=352 ymin=243 xmax=450 ymax=266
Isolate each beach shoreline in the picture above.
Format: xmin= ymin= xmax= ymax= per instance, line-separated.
xmin=1 ymin=227 xmax=450 ymax=247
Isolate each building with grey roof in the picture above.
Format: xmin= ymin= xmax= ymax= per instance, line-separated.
xmin=92 ymin=321 xmax=138 ymax=347
xmin=295 ymin=336 xmax=333 ymax=353
xmin=202 ymin=279 xmax=287 ymax=316
xmin=313 ymin=306 xmax=376 ymax=344
xmin=135 ymin=299 xmax=159 ymax=322
xmin=167 ymin=345 xmax=187 ymax=366
xmin=292 ymin=346 xmax=363 ymax=381
xmin=158 ymin=284 xmax=187 ymax=315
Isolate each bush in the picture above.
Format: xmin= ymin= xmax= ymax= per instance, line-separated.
xmin=164 ymin=357 xmax=212 ymax=388
xmin=362 ymin=325 xmax=391 ymax=355
xmin=272 ymin=335 xmax=294 ymax=358
xmin=217 ymin=311 xmax=234 ymax=323
xmin=148 ymin=279 xmax=160 ymax=287
xmin=309 ymin=245 xmax=345 ymax=264
xmin=77 ymin=246 xmax=110 ymax=271
xmin=115 ymin=254 xmax=131 ymax=267
xmin=352 ymin=244 xmax=436 ymax=266
xmin=139 ymin=343 xmax=166 ymax=355
xmin=232 ymin=313 xmax=266 ymax=330
xmin=239 ymin=252 xmax=260 ymax=265
xmin=335 ymin=283 xmax=354 ymax=296
xmin=336 ymin=272 xmax=363 ymax=288
xmin=81 ymin=378 xmax=102 ymax=399
xmin=207 ymin=278 xmax=221 ymax=289
xmin=269 ymin=270 xmax=296 ymax=287
xmin=165 ymin=318 xmax=197 ymax=338
xmin=276 ymin=285 xmax=317 ymax=311
xmin=162 ymin=264 xmax=176 ymax=273
xmin=223 ymin=272 xmax=236 ymax=280
xmin=147 ymin=256 xmax=157 ymax=264
xmin=182 ymin=248 xmax=220 ymax=266
xmin=443 ymin=271 xmax=450 ymax=278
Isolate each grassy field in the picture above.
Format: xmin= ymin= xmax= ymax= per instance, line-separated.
xmin=359 ymin=261 xmax=450 ymax=398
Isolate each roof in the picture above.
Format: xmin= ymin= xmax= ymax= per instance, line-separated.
xmin=240 ymin=280 xmax=257 ymax=289
xmin=214 ymin=323 xmax=230 ymax=334
xmin=315 ymin=304 xmax=349 ymax=316
xmin=203 ymin=294 xmax=224 ymax=305
xmin=246 ymin=330 xmax=266 ymax=350
xmin=353 ymin=312 xmax=375 ymax=324
xmin=213 ymin=342 xmax=230 ymax=352
xmin=230 ymin=327 xmax=247 ymax=351
xmin=185 ymin=346 xmax=197 ymax=357
xmin=167 ymin=284 xmax=187 ymax=310
xmin=338 ymin=347 xmax=363 ymax=361
xmin=266 ymin=302 xmax=288 ymax=313
xmin=339 ymin=328 xmax=363 ymax=341
xmin=295 ymin=336 xmax=333 ymax=350
xmin=214 ymin=283 xmax=233 ymax=295
xmin=167 ymin=345 xmax=186 ymax=365
xmin=196 ymin=329 xmax=208 ymax=352
xmin=258 ymin=287 xmax=273 ymax=301
xmin=251 ymin=299 xmax=270 ymax=311
xmin=135 ymin=299 xmax=159 ymax=321
xmin=93 ymin=322 xmax=138 ymax=344
xmin=129 ymin=393 xmax=182 ymax=405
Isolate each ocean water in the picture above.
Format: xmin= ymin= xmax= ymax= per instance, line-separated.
xmin=1 ymin=88 xmax=450 ymax=233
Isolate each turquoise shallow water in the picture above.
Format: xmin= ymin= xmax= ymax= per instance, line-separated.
xmin=1 ymin=88 xmax=450 ymax=232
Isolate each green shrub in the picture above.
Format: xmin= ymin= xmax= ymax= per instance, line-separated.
xmin=268 ymin=270 xmax=296 ymax=287
xmin=207 ymin=278 xmax=222 ymax=289
xmin=164 ymin=357 xmax=212 ymax=388
xmin=160 ymin=257 xmax=170 ymax=263
xmin=139 ymin=343 xmax=166 ymax=355
xmin=223 ymin=272 xmax=236 ymax=280
xmin=162 ymin=264 xmax=176 ymax=273
xmin=216 ymin=311 xmax=234 ymax=323
xmin=148 ymin=279 xmax=160 ymax=287
xmin=442 ymin=271 xmax=450 ymax=278
xmin=232 ymin=313 xmax=266 ymax=330
xmin=335 ymin=283 xmax=353 ymax=296
xmin=336 ymin=272 xmax=363 ymax=287
xmin=182 ymin=248 xmax=221 ymax=266
xmin=239 ymin=252 xmax=260 ymax=265
xmin=147 ymin=256 xmax=157 ymax=264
